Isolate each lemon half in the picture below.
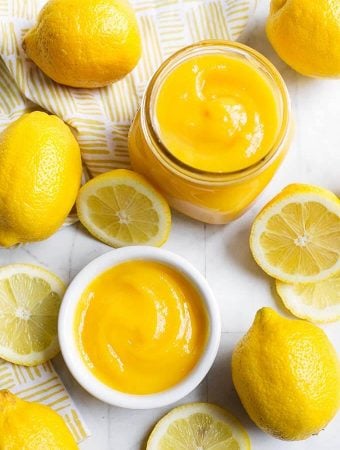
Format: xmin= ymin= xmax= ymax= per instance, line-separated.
xmin=0 ymin=264 xmax=65 ymax=366
xmin=76 ymin=169 xmax=171 ymax=248
xmin=146 ymin=402 xmax=251 ymax=450
xmin=276 ymin=272 xmax=340 ymax=323
xmin=250 ymin=184 xmax=340 ymax=283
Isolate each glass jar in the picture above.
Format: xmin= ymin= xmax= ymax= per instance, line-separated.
xmin=128 ymin=41 xmax=293 ymax=224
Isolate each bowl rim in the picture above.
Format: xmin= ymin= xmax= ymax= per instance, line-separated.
xmin=58 ymin=246 xmax=221 ymax=409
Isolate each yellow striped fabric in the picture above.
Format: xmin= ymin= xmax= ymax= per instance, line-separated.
xmin=0 ymin=0 xmax=256 ymax=176
xmin=0 ymin=358 xmax=90 ymax=442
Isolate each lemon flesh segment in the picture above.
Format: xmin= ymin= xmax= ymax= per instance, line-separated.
xmin=0 ymin=264 xmax=65 ymax=366
xmin=147 ymin=403 xmax=251 ymax=450
xmin=250 ymin=184 xmax=340 ymax=283
xmin=276 ymin=272 xmax=340 ymax=323
xmin=77 ymin=169 xmax=171 ymax=248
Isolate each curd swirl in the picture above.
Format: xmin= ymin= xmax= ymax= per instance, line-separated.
xmin=75 ymin=260 xmax=208 ymax=394
xmin=155 ymin=54 xmax=279 ymax=173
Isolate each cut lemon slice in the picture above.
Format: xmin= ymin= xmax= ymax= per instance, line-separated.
xmin=250 ymin=184 xmax=340 ymax=283
xmin=276 ymin=272 xmax=340 ymax=323
xmin=0 ymin=264 xmax=65 ymax=366
xmin=76 ymin=169 xmax=171 ymax=247
xmin=146 ymin=402 xmax=251 ymax=450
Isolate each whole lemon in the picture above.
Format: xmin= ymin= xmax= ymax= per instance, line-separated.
xmin=0 ymin=390 xmax=78 ymax=449
xmin=23 ymin=0 xmax=142 ymax=88
xmin=267 ymin=0 xmax=340 ymax=77
xmin=0 ymin=111 xmax=82 ymax=247
xmin=232 ymin=307 xmax=340 ymax=440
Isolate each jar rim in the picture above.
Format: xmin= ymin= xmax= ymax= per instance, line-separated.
xmin=141 ymin=40 xmax=291 ymax=185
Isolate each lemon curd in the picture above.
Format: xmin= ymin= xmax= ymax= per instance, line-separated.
xmin=74 ymin=260 xmax=208 ymax=395
xmin=155 ymin=54 xmax=279 ymax=173
xmin=129 ymin=41 xmax=292 ymax=224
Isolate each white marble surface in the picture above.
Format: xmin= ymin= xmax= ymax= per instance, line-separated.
xmin=1 ymin=1 xmax=340 ymax=449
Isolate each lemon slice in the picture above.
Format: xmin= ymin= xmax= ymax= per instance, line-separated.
xmin=146 ymin=402 xmax=251 ymax=450
xmin=76 ymin=169 xmax=171 ymax=247
xmin=0 ymin=264 xmax=65 ymax=366
xmin=250 ymin=184 xmax=340 ymax=283
xmin=276 ymin=272 xmax=340 ymax=323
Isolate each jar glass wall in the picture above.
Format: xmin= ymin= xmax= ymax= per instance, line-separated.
xmin=128 ymin=41 xmax=293 ymax=224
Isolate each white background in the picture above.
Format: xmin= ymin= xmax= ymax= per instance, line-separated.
xmin=1 ymin=1 xmax=339 ymax=449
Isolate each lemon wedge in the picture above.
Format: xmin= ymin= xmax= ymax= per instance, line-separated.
xmin=250 ymin=184 xmax=340 ymax=283
xmin=146 ymin=402 xmax=251 ymax=450
xmin=276 ymin=272 xmax=340 ymax=323
xmin=0 ymin=264 xmax=65 ymax=366
xmin=76 ymin=169 xmax=171 ymax=247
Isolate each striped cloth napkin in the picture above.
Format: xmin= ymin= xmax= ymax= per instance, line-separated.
xmin=0 ymin=0 xmax=256 ymax=444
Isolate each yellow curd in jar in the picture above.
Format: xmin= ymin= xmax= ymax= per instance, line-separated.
xmin=74 ymin=260 xmax=208 ymax=394
xmin=155 ymin=54 xmax=279 ymax=173
xmin=128 ymin=41 xmax=292 ymax=224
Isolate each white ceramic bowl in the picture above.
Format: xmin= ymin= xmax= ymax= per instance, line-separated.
xmin=58 ymin=246 xmax=221 ymax=409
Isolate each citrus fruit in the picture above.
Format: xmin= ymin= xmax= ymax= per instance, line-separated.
xmin=23 ymin=0 xmax=142 ymax=88
xmin=250 ymin=184 xmax=340 ymax=283
xmin=232 ymin=307 xmax=340 ymax=441
xmin=267 ymin=0 xmax=340 ymax=77
xmin=0 ymin=111 xmax=82 ymax=247
xmin=276 ymin=272 xmax=340 ymax=323
xmin=0 ymin=390 xmax=78 ymax=449
xmin=146 ymin=402 xmax=251 ymax=450
xmin=0 ymin=264 xmax=65 ymax=366
xmin=76 ymin=169 xmax=171 ymax=247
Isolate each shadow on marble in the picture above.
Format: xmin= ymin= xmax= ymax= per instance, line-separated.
xmin=207 ymin=333 xmax=259 ymax=435
xmin=225 ymin=223 xmax=266 ymax=282
xmin=68 ymin=222 xmax=112 ymax=279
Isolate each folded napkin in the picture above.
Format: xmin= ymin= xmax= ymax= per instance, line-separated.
xmin=0 ymin=0 xmax=255 ymax=443
xmin=0 ymin=358 xmax=90 ymax=442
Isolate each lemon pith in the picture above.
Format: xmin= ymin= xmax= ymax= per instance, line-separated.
xmin=276 ymin=272 xmax=340 ymax=323
xmin=146 ymin=402 xmax=251 ymax=450
xmin=0 ymin=264 xmax=65 ymax=366
xmin=267 ymin=0 xmax=340 ymax=77
xmin=0 ymin=111 xmax=82 ymax=247
xmin=250 ymin=184 xmax=340 ymax=283
xmin=23 ymin=0 xmax=142 ymax=88
xmin=232 ymin=307 xmax=340 ymax=441
xmin=0 ymin=390 xmax=78 ymax=449
xmin=76 ymin=169 xmax=171 ymax=247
